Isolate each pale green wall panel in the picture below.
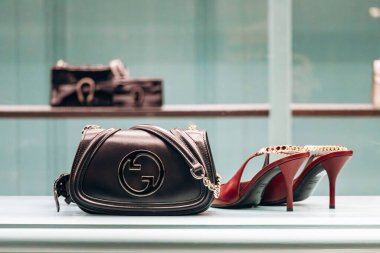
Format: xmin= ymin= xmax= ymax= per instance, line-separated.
xmin=15 ymin=0 xmax=49 ymax=104
xmin=0 ymin=0 xmax=18 ymax=104
xmin=65 ymin=0 xmax=200 ymax=104
xmin=0 ymin=1 xmax=53 ymax=194
xmin=268 ymin=0 xmax=292 ymax=145
xmin=64 ymin=0 xmax=268 ymax=104
xmin=203 ymin=0 xmax=268 ymax=103
xmin=16 ymin=1 xmax=50 ymax=194
xmin=17 ymin=120 xmax=48 ymax=194
xmin=293 ymin=0 xmax=380 ymax=103
xmin=0 ymin=120 xmax=18 ymax=194
xmin=291 ymin=0 xmax=380 ymax=196
xmin=0 ymin=2 xmax=18 ymax=194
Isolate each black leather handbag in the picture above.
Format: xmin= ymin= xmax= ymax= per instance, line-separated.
xmin=50 ymin=60 xmax=163 ymax=107
xmin=54 ymin=125 xmax=220 ymax=215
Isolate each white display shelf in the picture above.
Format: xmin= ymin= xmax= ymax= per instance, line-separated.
xmin=0 ymin=196 xmax=379 ymax=252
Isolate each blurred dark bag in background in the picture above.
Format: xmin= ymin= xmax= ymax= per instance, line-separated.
xmin=50 ymin=59 xmax=163 ymax=107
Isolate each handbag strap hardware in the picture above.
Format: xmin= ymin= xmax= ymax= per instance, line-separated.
xmin=53 ymin=173 xmax=72 ymax=212
xmin=190 ymin=163 xmax=206 ymax=180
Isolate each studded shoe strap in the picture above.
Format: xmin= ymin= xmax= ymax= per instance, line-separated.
xmin=256 ymin=145 xmax=348 ymax=156
xmin=304 ymin=145 xmax=348 ymax=152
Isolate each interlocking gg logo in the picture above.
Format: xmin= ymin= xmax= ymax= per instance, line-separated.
xmin=118 ymin=150 xmax=165 ymax=197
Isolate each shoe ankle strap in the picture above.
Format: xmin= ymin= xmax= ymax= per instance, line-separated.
xmin=257 ymin=145 xmax=307 ymax=155
xmin=304 ymin=145 xmax=348 ymax=152
xmin=257 ymin=145 xmax=348 ymax=156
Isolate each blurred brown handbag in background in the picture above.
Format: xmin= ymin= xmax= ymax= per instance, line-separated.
xmin=50 ymin=59 xmax=163 ymax=107
xmin=113 ymin=77 xmax=163 ymax=107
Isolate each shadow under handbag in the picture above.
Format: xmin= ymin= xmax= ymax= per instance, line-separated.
xmin=50 ymin=59 xmax=163 ymax=107
xmin=54 ymin=124 xmax=220 ymax=215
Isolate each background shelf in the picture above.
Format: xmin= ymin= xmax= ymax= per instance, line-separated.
xmin=0 ymin=104 xmax=379 ymax=118
xmin=0 ymin=104 xmax=270 ymax=118
xmin=291 ymin=103 xmax=380 ymax=117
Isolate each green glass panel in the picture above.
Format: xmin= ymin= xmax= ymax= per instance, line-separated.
xmin=65 ymin=0 xmax=268 ymax=104
xmin=293 ymin=0 xmax=380 ymax=103
xmin=291 ymin=0 xmax=380 ymax=196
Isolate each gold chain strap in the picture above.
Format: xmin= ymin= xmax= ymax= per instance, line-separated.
xmin=186 ymin=124 xmax=222 ymax=198
xmin=201 ymin=173 xmax=222 ymax=198
xmin=190 ymin=166 xmax=221 ymax=198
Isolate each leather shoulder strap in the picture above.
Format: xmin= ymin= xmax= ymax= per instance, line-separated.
xmin=170 ymin=128 xmax=206 ymax=168
xmin=131 ymin=124 xmax=220 ymax=197
xmin=131 ymin=124 xmax=205 ymax=178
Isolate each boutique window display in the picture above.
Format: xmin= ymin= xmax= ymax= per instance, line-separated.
xmin=0 ymin=0 xmax=379 ymax=252
xmin=54 ymin=123 xmax=352 ymax=214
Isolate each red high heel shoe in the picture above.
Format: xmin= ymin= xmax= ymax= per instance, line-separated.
xmin=212 ymin=146 xmax=310 ymax=211
xmin=261 ymin=145 xmax=353 ymax=209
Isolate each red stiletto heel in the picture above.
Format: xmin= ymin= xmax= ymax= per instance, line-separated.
xmin=322 ymin=154 xmax=351 ymax=209
xmin=278 ymin=160 xmax=301 ymax=211
xmin=261 ymin=146 xmax=353 ymax=209
xmin=212 ymin=146 xmax=309 ymax=212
